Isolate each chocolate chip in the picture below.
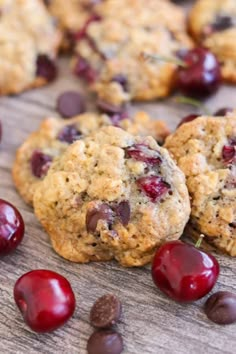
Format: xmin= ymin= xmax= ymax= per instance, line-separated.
xmin=87 ymin=330 xmax=123 ymax=354
xmin=214 ymin=107 xmax=233 ymax=116
xmin=57 ymin=125 xmax=82 ymax=144
xmin=115 ymin=201 xmax=130 ymax=226
xmin=97 ymin=99 xmax=124 ymax=114
xmin=86 ymin=204 xmax=114 ymax=233
xmin=111 ymin=74 xmax=128 ymax=92
xmin=56 ymin=91 xmax=86 ymax=118
xmin=212 ymin=15 xmax=235 ymax=31
xmin=90 ymin=294 xmax=122 ymax=328
xmin=30 ymin=150 xmax=53 ymax=178
xmin=205 ymin=291 xmax=236 ymax=325
xmin=36 ymin=55 xmax=57 ymax=82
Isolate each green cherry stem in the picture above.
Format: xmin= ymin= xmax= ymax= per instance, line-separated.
xmin=174 ymin=96 xmax=211 ymax=115
xmin=140 ymin=52 xmax=187 ymax=68
xmin=195 ymin=234 xmax=205 ymax=248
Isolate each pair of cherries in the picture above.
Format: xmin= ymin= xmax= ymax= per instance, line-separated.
xmin=0 ymin=199 xmax=75 ymax=332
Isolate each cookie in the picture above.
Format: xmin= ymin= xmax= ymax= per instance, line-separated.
xmin=189 ymin=0 xmax=236 ymax=82
xmin=45 ymin=0 xmax=100 ymax=50
xmin=72 ymin=0 xmax=192 ymax=106
xmin=0 ymin=0 xmax=61 ymax=95
xmin=165 ymin=114 xmax=236 ymax=255
xmin=13 ymin=112 xmax=169 ymax=205
xmin=33 ymin=126 xmax=190 ymax=267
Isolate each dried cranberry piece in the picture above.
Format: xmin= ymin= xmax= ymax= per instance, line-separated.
xmin=177 ymin=114 xmax=199 ymax=128
xmin=31 ymin=150 xmax=53 ymax=178
xmin=57 ymin=125 xmax=82 ymax=144
xmin=126 ymin=144 xmax=162 ymax=166
xmin=36 ymin=55 xmax=57 ymax=82
xmin=86 ymin=204 xmax=114 ymax=233
xmin=74 ymin=56 xmax=97 ymax=83
xmin=56 ymin=91 xmax=86 ymax=118
xmin=73 ymin=14 xmax=101 ymax=41
xmin=137 ymin=176 xmax=170 ymax=202
xmin=115 ymin=201 xmax=130 ymax=226
xmin=222 ymin=139 xmax=236 ymax=164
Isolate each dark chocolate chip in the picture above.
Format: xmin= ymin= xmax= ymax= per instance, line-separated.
xmin=97 ymin=99 xmax=124 ymax=114
xmin=109 ymin=112 xmax=129 ymax=127
xmin=86 ymin=204 xmax=114 ymax=233
xmin=36 ymin=55 xmax=57 ymax=82
xmin=87 ymin=330 xmax=123 ymax=354
xmin=115 ymin=201 xmax=130 ymax=226
xmin=57 ymin=124 xmax=82 ymax=144
xmin=214 ymin=107 xmax=233 ymax=116
xmin=30 ymin=150 xmax=53 ymax=178
xmin=111 ymin=74 xmax=128 ymax=92
xmin=90 ymin=294 xmax=122 ymax=328
xmin=205 ymin=291 xmax=236 ymax=325
xmin=212 ymin=15 xmax=235 ymax=31
xmin=56 ymin=91 xmax=86 ymax=118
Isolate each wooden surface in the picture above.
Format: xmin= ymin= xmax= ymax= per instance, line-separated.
xmin=1 ymin=56 xmax=236 ymax=354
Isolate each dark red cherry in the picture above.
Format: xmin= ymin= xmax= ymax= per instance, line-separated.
xmin=14 ymin=270 xmax=76 ymax=333
xmin=36 ymin=55 xmax=57 ymax=82
xmin=177 ymin=48 xmax=221 ymax=98
xmin=137 ymin=176 xmax=170 ymax=202
xmin=177 ymin=114 xmax=199 ymax=128
xmin=126 ymin=144 xmax=162 ymax=165
xmin=0 ymin=199 xmax=24 ymax=255
xmin=152 ymin=240 xmax=220 ymax=302
xmin=222 ymin=140 xmax=236 ymax=164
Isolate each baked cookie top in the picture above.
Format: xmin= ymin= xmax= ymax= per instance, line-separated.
xmin=189 ymin=0 xmax=236 ymax=82
xmin=73 ymin=0 xmax=192 ymax=105
xmin=13 ymin=111 xmax=169 ymax=205
xmin=0 ymin=0 xmax=61 ymax=95
xmin=165 ymin=114 xmax=236 ymax=255
xmin=33 ymin=126 xmax=190 ymax=267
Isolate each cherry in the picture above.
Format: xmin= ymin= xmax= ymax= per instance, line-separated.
xmin=126 ymin=144 xmax=162 ymax=165
xmin=177 ymin=48 xmax=221 ymax=98
xmin=14 ymin=270 xmax=76 ymax=333
xmin=0 ymin=199 xmax=24 ymax=255
xmin=222 ymin=140 xmax=236 ymax=164
xmin=177 ymin=114 xmax=199 ymax=128
xmin=137 ymin=176 xmax=170 ymax=202
xmin=152 ymin=240 xmax=219 ymax=302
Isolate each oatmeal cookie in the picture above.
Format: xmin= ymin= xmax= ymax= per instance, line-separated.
xmin=165 ymin=114 xmax=236 ymax=255
xmin=189 ymin=0 xmax=236 ymax=82
xmin=13 ymin=112 xmax=169 ymax=205
xmin=33 ymin=126 xmax=190 ymax=267
xmin=73 ymin=0 xmax=192 ymax=105
xmin=0 ymin=0 xmax=61 ymax=95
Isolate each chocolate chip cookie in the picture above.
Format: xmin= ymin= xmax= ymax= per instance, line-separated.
xmin=13 ymin=112 xmax=169 ymax=205
xmin=33 ymin=126 xmax=190 ymax=267
xmin=73 ymin=0 xmax=192 ymax=106
xmin=165 ymin=114 xmax=236 ymax=255
xmin=0 ymin=0 xmax=61 ymax=95
xmin=189 ymin=0 xmax=236 ymax=82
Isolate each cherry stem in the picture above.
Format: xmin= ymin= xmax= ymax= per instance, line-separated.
xmin=174 ymin=96 xmax=211 ymax=115
xmin=195 ymin=234 xmax=205 ymax=248
xmin=140 ymin=52 xmax=187 ymax=68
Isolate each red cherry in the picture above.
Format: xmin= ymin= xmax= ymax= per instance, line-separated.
xmin=152 ymin=240 xmax=219 ymax=302
xmin=177 ymin=48 xmax=221 ymax=98
xmin=0 ymin=199 xmax=24 ymax=255
xmin=177 ymin=114 xmax=199 ymax=128
xmin=14 ymin=270 xmax=76 ymax=332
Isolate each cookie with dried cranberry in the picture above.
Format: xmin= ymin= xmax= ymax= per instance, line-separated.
xmin=0 ymin=0 xmax=61 ymax=95
xmin=13 ymin=112 xmax=169 ymax=206
xmin=189 ymin=0 xmax=236 ymax=82
xmin=72 ymin=0 xmax=192 ymax=106
xmin=33 ymin=126 xmax=190 ymax=267
xmin=165 ymin=114 xmax=236 ymax=255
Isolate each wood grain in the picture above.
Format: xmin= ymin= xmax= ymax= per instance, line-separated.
xmin=1 ymin=56 xmax=236 ymax=354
